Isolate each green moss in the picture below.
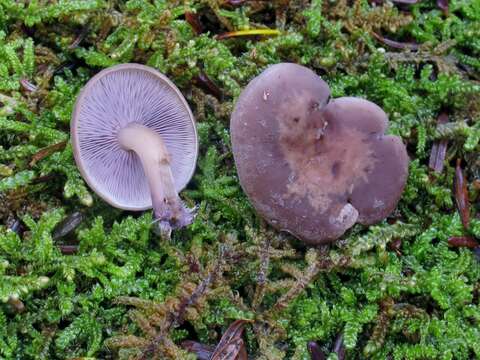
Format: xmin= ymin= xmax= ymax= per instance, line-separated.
xmin=0 ymin=0 xmax=479 ymax=359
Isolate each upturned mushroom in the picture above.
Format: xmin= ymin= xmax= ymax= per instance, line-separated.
xmin=71 ymin=63 xmax=198 ymax=237
xmin=231 ymin=63 xmax=409 ymax=245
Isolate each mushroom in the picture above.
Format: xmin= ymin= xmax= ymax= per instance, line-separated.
xmin=71 ymin=63 xmax=198 ymax=237
xmin=230 ymin=63 xmax=408 ymax=245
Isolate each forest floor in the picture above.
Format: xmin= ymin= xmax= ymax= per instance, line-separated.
xmin=0 ymin=0 xmax=479 ymax=359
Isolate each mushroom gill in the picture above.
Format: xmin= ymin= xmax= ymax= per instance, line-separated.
xmin=71 ymin=64 xmax=198 ymax=238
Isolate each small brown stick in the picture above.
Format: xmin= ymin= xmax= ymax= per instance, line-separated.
xmin=372 ymin=32 xmax=419 ymax=51
xmin=388 ymin=238 xmax=402 ymax=256
xmin=428 ymin=113 xmax=449 ymax=173
xmin=454 ymin=159 xmax=470 ymax=230
xmin=185 ymin=12 xmax=203 ymax=35
xmin=53 ymin=212 xmax=84 ymax=240
xmin=31 ymin=174 xmax=57 ymax=184
xmin=448 ymin=236 xmax=479 ymax=249
xmin=194 ymin=71 xmax=223 ymax=100
xmin=29 ymin=141 xmax=67 ymax=167
xmin=58 ymin=245 xmax=79 ymax=255
xmin=20 ymin=78 xmax=38 ymax=92
xmin=68 ymin=25 xmax=89 ymax=50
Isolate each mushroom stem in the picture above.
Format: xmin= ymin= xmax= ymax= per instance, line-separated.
xmin=118 ymin=123 xmax=195 ymax=238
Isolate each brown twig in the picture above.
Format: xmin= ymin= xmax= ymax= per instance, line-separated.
xmin=194 ymin=71 xmax=223 ymax=100
xmin=31 ymin=174 xmax=57 ymax=184
xmin=185 ymin=12 xmax=203 ymax=35
xmin=20 ymin=78 xmax=38 ymax=92
xmin=29 ymin=141 xmax=67 ymax=167
xmin=454 ymin=159 xmax=470 ymax=230
xmin=53 ymin=212 xmax=84 ymax=240
xmin=372 ymin=32 xmax=419 ymax=51
xmin=448 ymin=236 xmax=479 ymax=249
xmin=58 ymin=245 xmax=79 ymax=255
xmin=428 ymin=112 xmax=449 ymax=173
xmin=388 ymin=238 xmax=402 ymax=256
xmin=68 ymin=25 xmax=89 ymax=50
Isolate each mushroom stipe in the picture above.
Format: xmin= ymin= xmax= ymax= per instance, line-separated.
xmin=71 ymin=64 xmax=198 ymax=238
xmin=230 ymin=63 xmax=409 ymax=245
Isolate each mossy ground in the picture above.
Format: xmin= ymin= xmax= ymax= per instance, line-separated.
xmin=1 ymin=0 xmax=480 ymax=359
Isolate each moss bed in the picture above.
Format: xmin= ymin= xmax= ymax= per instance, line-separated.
xmin=1 ymin=1 xmax=480 ymax=359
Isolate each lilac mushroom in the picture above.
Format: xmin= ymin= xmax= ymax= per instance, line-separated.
xmin=230 ymin=63 xmax=409 ymax=245
xmin=71 ymin=63 xmax=198 ymax=237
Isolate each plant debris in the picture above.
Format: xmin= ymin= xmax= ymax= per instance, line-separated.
xmin=429 ymin=112 xmax=449 ymax=173
xmin=448 ymin=236 xmax=479 ymax=249
xmin=307 ymin=341 xmax=326 ymax=360
xmin=210 ymin=319 xmax=249 ymax=360
xmin=185 ymin=12 xmax=203 ymax=35
xmin=29 ymin=141 xmax=67 ymax=167
xmin=333 ymin=333 xmax=346 ymax=360
xmin=57 ymin=244 xmax=79 ymax=255
xmin=454 ymin=159 xmax=470 ymax=230
xmin=216 ymin=29 xmax=281 ymax=40
xmin=194 ymin=71 xmax=223 ymax=100
xmin=52 ymin=211 xmax=83 ymax=240
xmin=391 ymin=0 xmax=421 ymax=3
xmin=372 ymin=32 xmax=419 ymax=50
xmin=181 ymin=341 xmax=214 ymax=360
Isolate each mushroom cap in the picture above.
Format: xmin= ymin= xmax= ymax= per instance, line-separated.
xmin=71 ymin=63 xmax=198 ymax=210
xmin=231 ymin=63 xmax=408 ymax=245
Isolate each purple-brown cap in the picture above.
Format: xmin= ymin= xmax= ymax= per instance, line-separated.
xmin=231 ymin=63 xmax=409 ymax=245
xmin=72 ymin=63 xmax=198 ymax=236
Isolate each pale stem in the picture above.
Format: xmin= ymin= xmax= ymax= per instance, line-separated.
xmin=118 ymin=123 xmax=194 ymax=238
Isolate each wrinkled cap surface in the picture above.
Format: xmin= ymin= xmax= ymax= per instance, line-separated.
xmin=231 ymin=63 xmax=409 ymax=244
xmin=71 ymin=63 xmax=198 ymax=210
